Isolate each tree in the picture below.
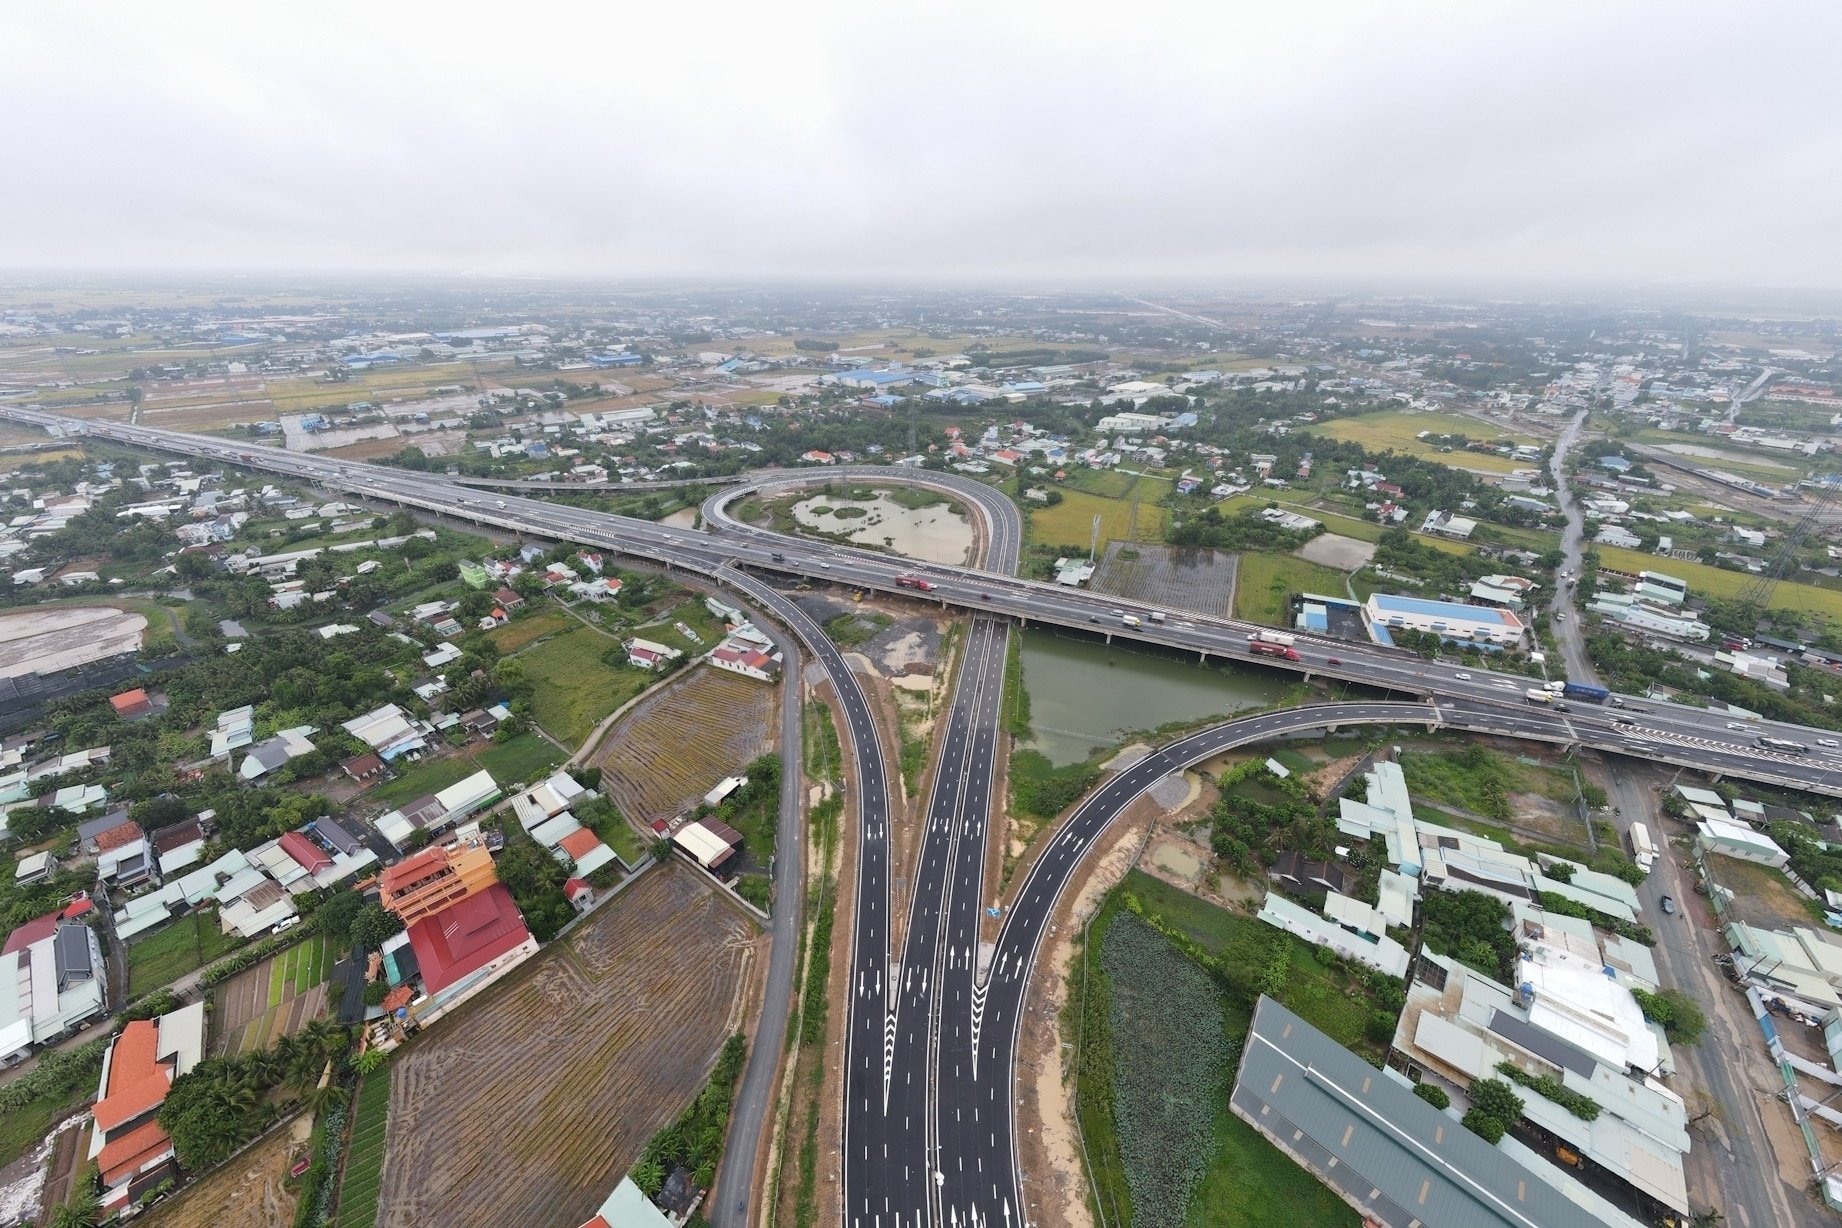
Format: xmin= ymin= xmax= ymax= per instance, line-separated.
xmin=1633 ymin=987 xmax=1707 ymax=1045
xmin=1413 ymin=1082 xmax=1451 ymax=1110
xmin=316 ymin=890 xmax=364 ymax=948
xmin=1462 ymin=1075 xmax=1525 ymax=1144
xmin=650 ymin=836 xmax=675 ymax=864
xmin=350 ymin=902 xmax=403 ymax=953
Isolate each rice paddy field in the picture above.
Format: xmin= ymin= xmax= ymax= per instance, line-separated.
xmin=594 ymin=664 xmax=779 ymax=825
xmin=368 ymin=862 xmax=760 ymax=1228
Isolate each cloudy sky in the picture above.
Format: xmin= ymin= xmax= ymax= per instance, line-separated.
xmin=4 ymin=1 xmax=1838 ymax=288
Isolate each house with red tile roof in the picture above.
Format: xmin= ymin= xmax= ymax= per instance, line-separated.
xmin=89 ymin=1002 xmax=205 ymax=1213
xmin=109 ymin=689 xmax=155 ymax=720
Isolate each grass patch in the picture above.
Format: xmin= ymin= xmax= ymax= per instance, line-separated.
xmin=1305 ymin=409 xmax=1539 ymax=474
xmin=1595 ymin=544 xmax=1842 ymax=621
xmin=518 ymin=624 xmax=653 ymax=746
xmin=1030 ymin=487 xmax=1164 ymax=549
xmin=823 ymin=610 xmax=891 ymax=648
xmin=367 ymin=754 xmax=480 ymax=809
xmin=125 ymin=911 xmax=241 ymax=999
xmin=474 ymin=731 xmax=565 ymax=788
xmin=1399 ymin=744 xmax=1575 ymax=817
xmin=1070 ymin=873 xmax=1364 ymax=1228
xmin=601 ymin=816 xmax=645 ymax=867
xmin=0 ymin=1078 xmax=96 ymax=1170
xmin=803 ymin=700 xmax=842 ymax=781
xmin=481 ymin=608 xmax=571 ymax=652
xmin=1233 ymin=553 xmax=1351 ymax=625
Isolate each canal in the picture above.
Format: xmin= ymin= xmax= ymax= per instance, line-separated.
xmin=1013 ymin=625 xmax=1291 ymax=765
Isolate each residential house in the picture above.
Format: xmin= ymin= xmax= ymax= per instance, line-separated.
xmin=238 ymin=726 xmax=316 ymax=781
xmin=626 ymin=638 xmax=682 ymax=670
xmin=0 ymin=906 xmax=108 ymax=1063
xmin=88 ymin=1003 xmax=206 ymax=1214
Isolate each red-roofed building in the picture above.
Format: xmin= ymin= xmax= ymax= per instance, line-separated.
xmin=2 ymin=909 xmax=59 ymax=955
xmin=89 ymin=1003 xmax=205 ymax=1212
xmin=564 ymin=878 xmax=594 ymax=912
xmin=109 ymin=689 xmax=154 ymax=719
xmin=405 ymin=883 xmax=535 ymax=997
xmin=279 ymin=830 xmax=333 ymax=876
xmin=710 ymin=643 xmax=779 ymax=683
xmin=93 ymin=821 xmax=144 ymax=854
xmin=559 ymin=828 xmax=602 ymax=861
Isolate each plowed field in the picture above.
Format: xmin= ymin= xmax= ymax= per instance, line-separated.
xmin=373 ymin=862 xmax=760 ymax=1228
xmin=594 ymin=665 xmax=777 ymax=825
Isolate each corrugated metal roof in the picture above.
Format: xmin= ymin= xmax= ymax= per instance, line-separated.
xmin=1235 ymin=996 xmax=1614 ymax=1228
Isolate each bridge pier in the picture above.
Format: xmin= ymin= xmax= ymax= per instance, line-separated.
xmin=1198 ymin=649 xmax=1208 ymax=664
xmin=1104 ymin=631 xmax=1113 ymax=644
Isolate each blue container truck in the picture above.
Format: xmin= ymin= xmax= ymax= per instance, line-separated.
xmin=1560 ymin=682 xmax=1609 ymax=704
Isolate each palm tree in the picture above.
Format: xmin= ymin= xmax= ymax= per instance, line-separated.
xmin=42 ymin=1171 xmax=101 ymax=1228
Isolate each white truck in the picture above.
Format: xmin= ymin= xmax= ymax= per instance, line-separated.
xmin=1250 ymin=630 xmax=1296 ymax=646
xmin=1629 ymin=822 xmax=1656 ymax=874
xmin=1149 ymin=611 xmax=1167 ymax=624
xmin=1525 ymin=688 xmax=1554 ymax=704
xmin=1122 ymin=615 xmax=1143 ymax=628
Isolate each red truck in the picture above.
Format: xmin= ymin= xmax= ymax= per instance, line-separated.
xmin=894 ymin=575 xmax=935 ymax=592
xmin=1249 ymin=642 xmax=1302 ymax=662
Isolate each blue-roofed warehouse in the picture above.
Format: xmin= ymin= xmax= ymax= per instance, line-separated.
xmin=1365 ymin=593 xmax=1525 ymax=648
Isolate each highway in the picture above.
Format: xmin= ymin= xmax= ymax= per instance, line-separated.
xmin=14 ymin=409 xmax=1842 ymax=1227
xmin=12 ymin=407 xmax=1842 ymax=799
xmin=699 ymin=464 xmax=1022 ymax=1228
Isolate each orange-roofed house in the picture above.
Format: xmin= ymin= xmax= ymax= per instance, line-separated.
xmin=557 ymin=827 xmax=617 ymax=877
xmin=378 ymin=840 xmax=499 ymax=928
xmin=109 ymin=689 xmax=154 ymax=720
xmin=88 ymin=1001 xmax=206 ymax=1212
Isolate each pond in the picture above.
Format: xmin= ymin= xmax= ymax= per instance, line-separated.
xmin=790 ymin=491 xmax=973 ymax=565
xmin=1015 ymin=626 xmax=1290 ymax=765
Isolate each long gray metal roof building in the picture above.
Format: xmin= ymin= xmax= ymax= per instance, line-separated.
xmin=1232 ymin=996 xmax=1626 ymax=1228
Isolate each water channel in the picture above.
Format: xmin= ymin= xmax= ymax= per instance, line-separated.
xmin=1014 ymin=625 xmax=1291 ymax=765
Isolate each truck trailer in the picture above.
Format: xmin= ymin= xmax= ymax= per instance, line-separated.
xmin=1250 ymin=642 xmax=1302 ymax=662
xmin=1561 ymin=682 xmax=1610 ymax=704
xmin=1249 ymin=631 xmax=1297 ymax=647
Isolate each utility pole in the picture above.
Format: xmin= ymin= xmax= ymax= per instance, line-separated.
xmin=1089 ymin=513 xmax=1100 ymax=563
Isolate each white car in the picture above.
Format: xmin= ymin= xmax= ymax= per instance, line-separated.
xmin=1726 ymin=722 xmax=1747 ymax=731
xmin=1455 ymin=671 xmax=1472 ymax=681
xmin=1821 ymin=738 xmax=1840 ymax=748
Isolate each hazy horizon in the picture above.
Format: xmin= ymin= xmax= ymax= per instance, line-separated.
xmin=7 ymin=1 xmax=1841 ymax=290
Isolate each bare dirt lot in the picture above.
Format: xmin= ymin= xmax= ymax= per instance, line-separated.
xmin=1296 ymin=532 xmax=1378 ymax=570
xmin=1708 ymin=853 xmax=1817 ymax=931
xmin=374 ymin=862 xmax=761 ymax=1228
xmin=141 ymin=1118 xmax=300 ymax=1228
xmin=0 ymin=606 xmax=145 ymax=677
xmin=595 ymin=666 xmax=778 ymax=826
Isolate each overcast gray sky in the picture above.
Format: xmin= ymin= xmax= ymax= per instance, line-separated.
xmin=4 ymin=1 xmax=1839 ymax=288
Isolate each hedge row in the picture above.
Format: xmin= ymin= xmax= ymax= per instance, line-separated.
xmin=199 ymin=915 xmax=322 ymax=986
xmin=1495 ymin=1061 xmax=1601 ymax=1121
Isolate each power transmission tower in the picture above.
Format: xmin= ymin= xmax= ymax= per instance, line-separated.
xmin=1737 ymin=479 xmax=1840 ymax=614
